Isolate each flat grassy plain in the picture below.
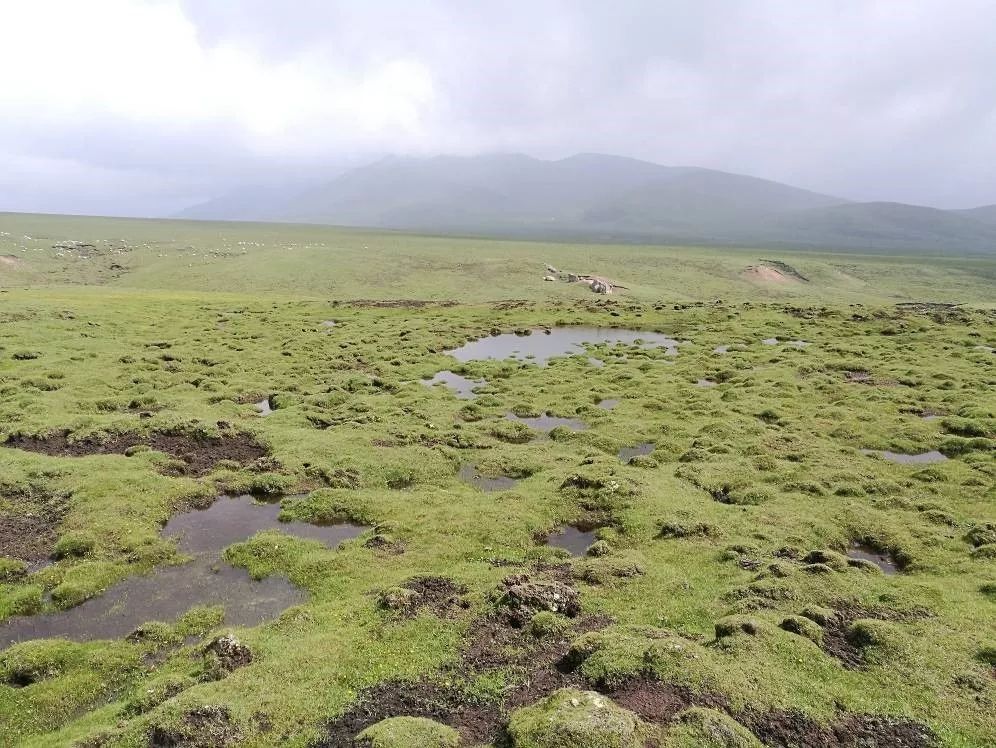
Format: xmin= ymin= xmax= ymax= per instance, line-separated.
xmin=0 ymin=212 xmax=994 ymax=748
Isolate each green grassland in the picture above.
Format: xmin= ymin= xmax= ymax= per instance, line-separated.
xmin=0 ymin=212 xmax=994 ymax=747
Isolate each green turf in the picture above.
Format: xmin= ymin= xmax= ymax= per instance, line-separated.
xmin=0 ymin=213 xmax=993 ymax=747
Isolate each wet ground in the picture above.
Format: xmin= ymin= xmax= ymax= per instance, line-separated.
xmin=860 ymin=449 xmax=948 ymax=464
xmin=0 ymin=495 xmax=366 ymax=648
xmin=447 ymin=327 xmax=680 ymax=364
xmin=545 ymin=524 xmax=599 ymax=556
xmin=618 ymin=442 xmax=655 ymax=462
xmin=505 ymin=413 xmax=588 ymax=432
xmin=457 ymin=464 xmax=519 ymax=492
xmin=421 ymin=370 xmax=486 ymax=399
xmin=846 ymin=542 xmax=899 ymax=574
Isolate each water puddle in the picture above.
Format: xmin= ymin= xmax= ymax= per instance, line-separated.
xmin=421 ymin=370 xmax=485 ymax=399
xmin=860 ymin=449 xmax=948 ymax=464
xmin=457 ymin=464 xmax=519 ymax=492
xmin=588 ymin=357 xmax=605 ymax=368
xmin=597 ymin=398 xmax=620 ymax=410
xmin=505 ymin=413 xmax=588 ymax=432
xmin=847 ymin=543 xmax=899 ymax=574
xmin=696 ymin=379 xmax=716 ymax=387
xmin=786 ymin=340 xmax=810 ymax=348
xmin=618 ymin=442 xmax=655 ymax=462
xmin=762 ymin=337 xmax=779 ymax=345
xmin=545 ymin=524 xmax=600 ymax=556
xmin=447 ymin=327 xmax=680 ymax=365
xmin=0 ymin=496 xmax=366 ymax=649
xmin=254 ymin=397 xmax=273 ymax=416
xmin=713 ymin=345 xmax=729 ymax=354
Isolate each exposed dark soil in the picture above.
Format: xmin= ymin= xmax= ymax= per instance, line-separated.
xmin=317 ymin=609 xmax=607 ymax=747
xmin=401 ymin=575 xmax=470 ymax=617
xmin=741 ymin=708 xmax=937 ymax=748
xmin=0 ymin=484 xmax=69 ymax=563
xmin=317 ymin=600 xmax=937 ymax=747
xmin=4 ymin=430 xmax=268 ymax=477
xmin=816 ymin=604 xmax=931 ymax=669
xmin=148 ymin=705 xmax=242 ymax=748
xmin=334 ymin=299 xmax=458 ymax=309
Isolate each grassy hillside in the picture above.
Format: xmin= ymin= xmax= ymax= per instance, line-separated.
xmin=2 ymin=213 xmax=995 ymax=305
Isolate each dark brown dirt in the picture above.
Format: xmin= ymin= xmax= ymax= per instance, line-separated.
xmin=401 ymin=575 xmax=470 ymax=617
xmin=316 ymin=575 xmax=937 ymax=748
xmin=0 ymin=483 xmax=69 ymax=563
xmin=816 ymin=604 xmax=931 ymax=670
xmin=4 ymin=430 xmax=268 ymax=477
xmin=741 ymin=709 xmax=937 ymax=748
xmin=147 ymin=705 xmax=242 ymax=748
xmin=317 ymin=611 xmax=608 ymax=747
xmin=334 ymin=299 xmax=458 ymax=309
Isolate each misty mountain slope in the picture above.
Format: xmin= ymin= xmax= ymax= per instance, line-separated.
xmin=957 ymin=204 xmax=996 ymax=226
xmin=178 ymin=153 xmax=996 ymax=253
xmin=579 ymin=169 xmax=846 ymax=235
xmin=765 ymin=202 xmax=996 ymax=251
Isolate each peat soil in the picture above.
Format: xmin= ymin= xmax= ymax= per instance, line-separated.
xmin=316 ymin=574 xmax=937 ymax=748
xmin=0 ymin=485 xmax=68 ymax=566
xmin=4 ymin=430 xmax=268 ymax=477
xmin=817 ymin=603 xmax=931 ymax=670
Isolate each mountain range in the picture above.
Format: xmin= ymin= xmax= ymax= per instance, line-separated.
xmin=177 ymin=153 xmax=996 ymax=253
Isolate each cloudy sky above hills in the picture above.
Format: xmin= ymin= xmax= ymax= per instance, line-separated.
xmin=1 ymin=0 xmax=994 ymax=216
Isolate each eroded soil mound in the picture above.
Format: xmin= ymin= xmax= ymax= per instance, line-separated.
xmin=4 ymin=430 xmax=268 ymax=477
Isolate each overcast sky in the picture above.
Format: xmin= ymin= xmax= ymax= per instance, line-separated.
xmin=1 ymin=0 xmax=994 ymax=216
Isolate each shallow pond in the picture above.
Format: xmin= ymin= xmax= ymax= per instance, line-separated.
xmin=545 ymin=525 xmax=600 ymax=556
xmin=847 ymin=542 xmax=899 ymax=574
xmin=447 ymin=327 xmax=680 ymax=364
xmin=860 ymin=449 xmax=948 ymax=464
xmin=0 ymin=495 xmax=366 ymax=648
xmin=505 ymin=413 xmax=588 ymax=432
xmin=618 ymin=442 xmax=655 ymax=462
xmin=457 ymin=464 xmax=519 ymax=492
xmin=421 ymin=370 xmax=485 ymax=399
xmin=597 ymin=398 xmax=620 ymax=410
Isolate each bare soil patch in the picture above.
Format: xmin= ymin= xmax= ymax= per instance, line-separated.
xmin=816 ymin=604 xmax=931 ymax=669
xmin=0 ymin=484 xmax=68 ymax=564
xmin=743 ymin=265 xmax=796 ymax=283
xmin=4 ymin=430 xmax=268 ymax=477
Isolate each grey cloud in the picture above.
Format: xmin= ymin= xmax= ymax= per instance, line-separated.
xmin=2 ymin=0 xmax=994 ymax=217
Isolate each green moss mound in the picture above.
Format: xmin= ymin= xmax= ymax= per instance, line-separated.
xmin=507 ymin=688 xmax=643 ymax=748
xmin=356 ymin=716 xmax=459 ymax=748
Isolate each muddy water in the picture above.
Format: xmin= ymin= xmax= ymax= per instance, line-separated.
xmin=505 ymin=413 xmax=588 ymax=432
xmin=0 ymin=495 xmax=366 ymax=648
xmin=457 ymin=464 xmax=519 ymax=492
xmin=847 ymin=543 xmax=899 ymax=574
xmin=546 ymin=525 xmax=600 ymax=556
xmin=447 ymin=327 xmax=680 ymax=364
xmin=860 ymin=449 xmax=948 ymax=464
xmin=618 ymin=442 xmax=654 ymax=462
xmin=421 ymin=371 xmax=486 ymax=399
